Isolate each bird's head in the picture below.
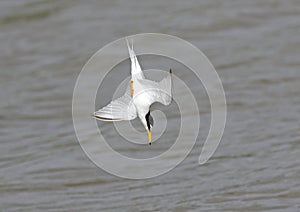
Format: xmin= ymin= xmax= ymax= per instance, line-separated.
xmin=144 ymin=110 xmax=154 ymax=145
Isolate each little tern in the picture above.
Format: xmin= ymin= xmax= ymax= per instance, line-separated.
xmin=93 ymin=39 xmax=172 ymax=145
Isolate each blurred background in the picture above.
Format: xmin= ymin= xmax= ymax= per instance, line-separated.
xmin=1 ymin=0 xmax=300 ymax=211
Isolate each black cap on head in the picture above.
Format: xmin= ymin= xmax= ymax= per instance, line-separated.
xmin=145 ymin=111 xmax=153 ymax=130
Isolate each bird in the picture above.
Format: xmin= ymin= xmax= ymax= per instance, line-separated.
xmin=93 ymin=39 xmax=172 ymax=145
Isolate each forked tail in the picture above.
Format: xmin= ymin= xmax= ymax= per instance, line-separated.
xmin=126 ymin=38 xmax=144 ymax=78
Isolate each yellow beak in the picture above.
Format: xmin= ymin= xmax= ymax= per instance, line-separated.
xmin=147 ymin=129 xmax=152 ymax=145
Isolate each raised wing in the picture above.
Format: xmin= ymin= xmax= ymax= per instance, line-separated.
xmin=93 ymin=86 xmax=137 ymax=121
xmin=136 ymin=69 xmax=172 ymax=106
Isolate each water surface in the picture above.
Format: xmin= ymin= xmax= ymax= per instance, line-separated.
xmin=1 ymin=0 xmax=300 ymax=211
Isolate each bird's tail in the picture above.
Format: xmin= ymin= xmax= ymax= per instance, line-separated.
xmin=126 ymin=38 xmax=144 ymax=77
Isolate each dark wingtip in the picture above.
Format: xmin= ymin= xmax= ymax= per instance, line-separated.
xmin=169 ymin=68 xmax=172 ymax=74
xmin=92 ymin=114 xmax=117 ymax=121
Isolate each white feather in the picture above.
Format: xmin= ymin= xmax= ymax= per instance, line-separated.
xmin=94 ymin=39 xmax=172 ymax=132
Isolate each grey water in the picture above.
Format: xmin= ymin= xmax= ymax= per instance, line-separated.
xmin=1 ymin=0 xmax=300 ymax=211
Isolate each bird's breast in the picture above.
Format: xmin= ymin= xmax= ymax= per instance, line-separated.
xmin=133 ymin=92 xmax=153 ymax=110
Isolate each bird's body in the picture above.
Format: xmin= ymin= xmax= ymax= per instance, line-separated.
xmin=94 ymin=39 xmax=172 ymax=144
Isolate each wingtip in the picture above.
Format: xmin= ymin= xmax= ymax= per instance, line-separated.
xmin=169 ymin=68 xmax=172 ymax=74
xmin=93 ymin=114 xmax=118 ymax=121
xmin=91 ymin=113 xmax=98 ymax=120
xmin=91 ymin=112 xmax=101 ymax=119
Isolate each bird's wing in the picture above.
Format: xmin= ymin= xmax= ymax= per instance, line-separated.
xmin=126 ymin=39 xmax=144 ymax=79
xmin=157 ymin=71 xmax=172 ymax=105
xmin=94 ymin=86 xmax=137 ymax=121
xmin=136 ymin=71 xmax=172 ymax=106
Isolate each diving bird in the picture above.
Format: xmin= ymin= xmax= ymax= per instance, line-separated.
xmin=93 ymin=39 xmax=172 ymax=145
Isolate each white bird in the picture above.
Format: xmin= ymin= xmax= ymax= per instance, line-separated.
xmin=93 ymin=39 xmax=172 ymax=145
